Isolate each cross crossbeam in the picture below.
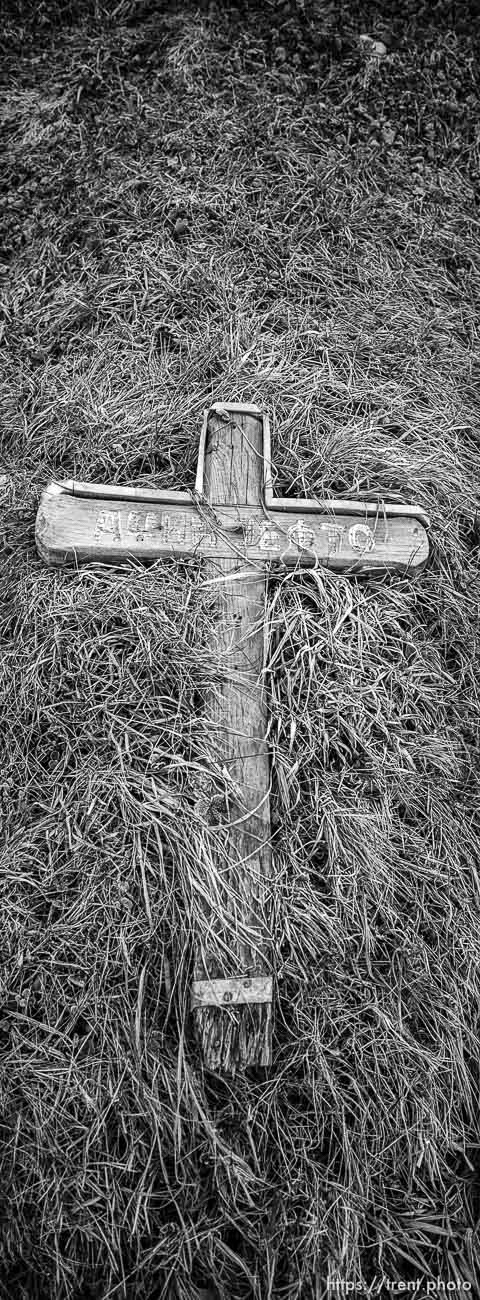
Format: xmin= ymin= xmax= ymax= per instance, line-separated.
xmin=36 ymin=403 xmax=429 ymax=1072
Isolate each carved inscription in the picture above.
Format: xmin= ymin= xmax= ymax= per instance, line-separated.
xmin=93 ymin=509 xmax=377 ymax=557
xmin=185 ymin=516 xmax=216 ymax=548
xmin=243 ymin=517 xmax=282 ymax=549
xmin=258 ymin=522 xmax=281 ymax=551
xmin=243 ymin=516 xmax=351 ymax=557
xmin=95 ymin=509 xmax=217 ymax=548
xmin=127 ymin=510 xmax=158 ymax=540
xmin=244 ymin=518 xmax=261 ymax=546
xmin=348 ymin=523 xmax=375 ymax=553
xmin=163 ymin=513 xmax=190 ymax=543
xmin=287 ymin=520 xmax=316 ymax=551
xmin=95 ymin=510 xmax=122 ymax=541
xmin=320 ymin=522 xmax=347 ymax=555
xmin=155 ymin=512 xmax=217 ymax=548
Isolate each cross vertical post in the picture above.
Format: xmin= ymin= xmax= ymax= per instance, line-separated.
xmin=191 ymin=407 xmax=274 ymax=1070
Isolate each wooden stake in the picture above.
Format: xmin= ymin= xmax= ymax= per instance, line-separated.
xmin=191 ymin=408 xmax=273 ymax=1071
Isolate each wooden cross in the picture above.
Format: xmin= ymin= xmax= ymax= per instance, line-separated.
xmin=36 ymin=403 xmax=429 ymax=1073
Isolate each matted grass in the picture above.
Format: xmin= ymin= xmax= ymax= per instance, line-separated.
xmin=1 ymin=0 xmax=480 ymax=1296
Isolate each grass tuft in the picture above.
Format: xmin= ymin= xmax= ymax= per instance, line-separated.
xmin=1 ymin=0 xmax=480 ymax=1295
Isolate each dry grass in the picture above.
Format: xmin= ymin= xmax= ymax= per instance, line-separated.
xmin=1 ymin=0 xmax=480 ymax=1296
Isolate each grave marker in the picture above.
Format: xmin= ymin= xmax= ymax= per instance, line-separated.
xmin=36 ymin=403 xmax=429 ymax=1071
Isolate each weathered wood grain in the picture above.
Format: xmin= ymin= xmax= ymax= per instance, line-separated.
xmin=35 ymin=491 xmax=429 ymax=574
xmin=191 ymin=408 xmax=274 ymax=1071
